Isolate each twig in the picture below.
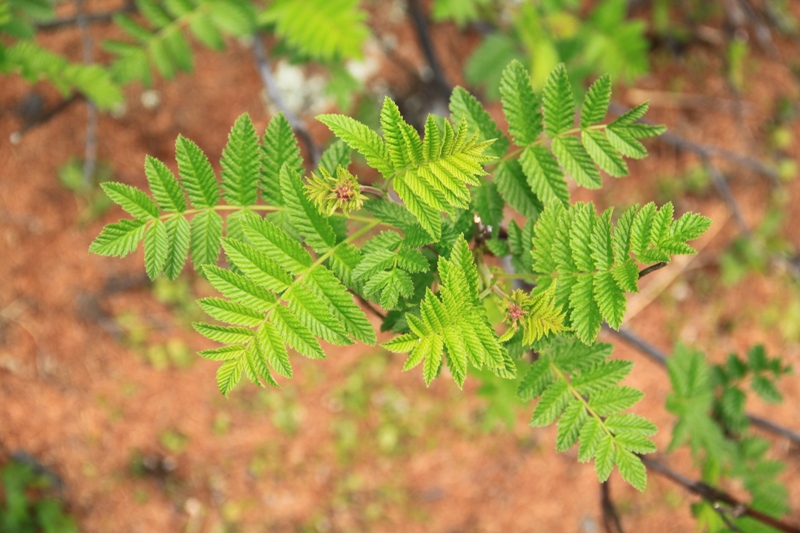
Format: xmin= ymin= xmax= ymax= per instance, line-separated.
xmin=609 ymin=102 xmax=780 ymax=184
xmin=76 ymin=0 xmax=98 ymax=188
xmin=35 ymin=1 xmax=135 ymax=30
xmin=703 ymin=159 xmax=750 ymax=235
xmin=600 ymin=480 xmax=625 ymax=533
xmin=406 ymin=0 xmax=451 ymax=97
xmin=733 ymin=0 xmax=778 ymax=56
xmin=251 ymin=34 xmax=320 ymax=166
xmin=357 ymin=295 xmax=386 ymax=321
xmin=638 ymin=262 xmax=668 ymax=279
xmin=641 ymin=456 xmax=800 ymax=533
xmin=10 ymin=96 xmax=83 ymax=143
xmin=606 ymin=326 xmax=800 ymax=446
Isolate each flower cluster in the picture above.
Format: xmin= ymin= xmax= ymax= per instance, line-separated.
xmin=305 ymin=166 xmax=367 ymax=216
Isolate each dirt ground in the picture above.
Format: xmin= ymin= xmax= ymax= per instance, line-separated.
xmin=1 ymin=1 xmax=800 ymax=532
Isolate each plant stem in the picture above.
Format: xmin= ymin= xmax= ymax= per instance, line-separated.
xmin=637 ymin=262 xmax=668 ymax=279
xmin=600 ymin=480 xmax=625 ymax=533
xmin=641 ymin=456 xmax=800 ymax=533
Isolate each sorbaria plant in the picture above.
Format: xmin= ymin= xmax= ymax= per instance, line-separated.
xmin=90 ymin=60 xmax=711 ymax=491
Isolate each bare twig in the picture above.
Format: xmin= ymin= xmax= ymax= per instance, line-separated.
xmin=641 ymin=456 xmax=800 ymax=533
xmin=600 ymin=480 xmax=625 ymax=533
xmin=357 ymin=295 xmax=386 ymax=321
xmin=609 ymin=102 xmax=780 ymax=184
xmin=251 ymin=34 xmax=320 ymax=166
xmin=10 ymin=96 xmax=83 ymax=143
xmin=406 ymin=0 xmax=451 ymax=97
xmin=35 ymin=1 xmax=135 ymax=30
xmin=638 ymin=262 xmax=668 ymax=279
xmin=703 ymin=159 xmax=750 ymax=235
xmin=76 ymin=0 xmax=98 ymax=188
xmin=605 ymin=326 xmax=800 ymax=446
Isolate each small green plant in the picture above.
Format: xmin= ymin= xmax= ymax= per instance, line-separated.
xmin=91 ymin=58 xmax=712 ymax=492
xmin=666 ymin=344 xmax=792 ymax=531
xmin=459 ymin=0 xmax=649 ymax=97
xmin=0 ymin=459 xmax=78 ymax=533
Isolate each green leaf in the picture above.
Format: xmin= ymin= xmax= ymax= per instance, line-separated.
xmin=199 ymin=345 xmax=246 ymax=361
xmin=216 ymin=358 xmax=243 ymax=396
xmin=450 ymin=86 xmax=510 ymax=158
xmin=144 ymin=155 xmax=186 ymax=212
xmin=556 ymin=399 xmax=587 ymax=451
xmin=530 ymin=378 xmax=570 ymax=426
xmin=203 ymin=265 xmax=276 ymax=312
xmin=163 ymin=215 xmax=190 ymax=279
xmin=578 ymin=417 xmax=603 ymax=462
xmin=580 ymin=75 xmax=611 ymax=129
xmin=606 ymin=127 xmax=647 ymax=159
xmin=472 ymin=178 xmax=504 ymax=229
xmin=317 ymin=114 xmax=393 ymax=177
xmin=144 ymin=219 xmax=168 ymax=279
xmin=594 ymin=272 xmax=627 ymax=329
xmin=569 ymin=275 xmax=602 ymax=344
xmin=582 ymin=130 xmax=628 ymax=177
xmin=284 ymin=285 xmax=351 ymax=346
xmin=279 ymin=164 xmax=337 ymax=253
xmin=604 ymin=414 xmax=657 ymax=436
xmin=194 ymin=323 xmax=254 ymax=344
xmin=517 ymin=358 xmax=555 ymax=401
xmin=176 ymin=135 xmax=219 ymax=209
xmin=89 ymin=219 xmax=147 ymax=257
xmin=594 ymin=433 xmax=616 ymax=482
xmin=751 ymin=375 xmax=782 ymax=403
xmin=221 ymin=113 xmax=260 ymax=207
xmin=382 ymin=333 xmax=418 ymax=354
xmin=494 ymin=160 xmax=544 ymax=218
xmin=189 ymin=11 xmax=224 ymax=50
xmin=422 ymin=335 xmax=444 ymax=385
xmin=271 ymin=305 xmax=325 ymax=359
xmin=261 ymin=113 xmax=303 ymax=205
xmin=318 ymin=140 xmax=351 ymax=175
xmin=551 ymin=136 xmax=602 ymax=189
xmin=588 ymin=386 xmax=643 ymax=417
xmin=189 ymin=209 xmax=223 ymax=270
xmin=611 ymin=102 xmax=649 ymax=126
xmin=222 ymin=238 xmax=292 ymax=293
xmin=615 ymin=447 xmax=646 ymax=491
xmin=520 ymin=145 xmax=569 ymax=206
xmin=393 ymin=178 xmax=442 ymax=240
xmin=242 ymin=216 xmax=313 ymax=274
xmin=258 ymin=321 xmax=292 ymax=378
xmin=542 ymin=64 xmax=574 ymax=136
xmin=198 ymin=297 xmax=264 ymax=327
xmin=307 ymin=266 xmax=376 ymax=345
xmin=500 ymin=60 xmax=542 ymax=146
xmin=101 ymin=182 xmax=159 ymax=220
xmin=263 ymin=0 xmax=369 ymax=61
xmin=572 ymin=360 xmax=633 ymax=396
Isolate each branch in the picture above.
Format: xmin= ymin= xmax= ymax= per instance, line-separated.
xmin=10 ymin=96 xmax=83 ymax=144
xmin=406 ymin=0 xmax=451 ymax=97
xmin=35 ymin=1 xmax=135 ymax=30
xmin=251 ymin=34 xmax=320 ymax=166
xmin=609 ymin=102 xmax=780 ymax=184
xmin=357 ymin=295 xmax=386 ymax=321
xmin=638 ymin=262 xmax=668 ymax=279
xmin=606 ymin=326 xmax=800 ymax=446
xmin=641 ymin=456 xmax=800 ymax=533
xmin=75 ymin=0 xmax=98 ymax=188
xmin=703 ymin=158 xmax=750 ymax=235
xmin=600 ymin=480 xmax=625 ymax=533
